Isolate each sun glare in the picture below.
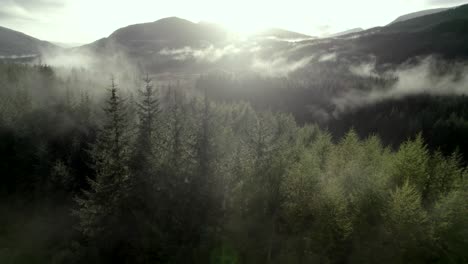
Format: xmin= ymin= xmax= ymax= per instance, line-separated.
xmin=218 ymin=18 xmax=271 ymax=36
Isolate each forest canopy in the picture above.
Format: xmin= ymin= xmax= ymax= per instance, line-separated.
xmin=0 ymin=64 xmax=467 ymax=263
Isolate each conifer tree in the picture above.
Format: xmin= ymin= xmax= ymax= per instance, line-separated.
xmin=128 ymin=74 xmax=165 ymax=262
xmin=383 ymin=181 xmax=432 ymax=262
xmin=132 ymin=74 xmax=160 ymax=177
xmin=75 ymin=78 xmax=133 ymax=261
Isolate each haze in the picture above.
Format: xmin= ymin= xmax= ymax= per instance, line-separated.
xmin=1 ymin=0 xmax=467 ymax=43
xmin=2 ymin=0 xmax=468 ymax=262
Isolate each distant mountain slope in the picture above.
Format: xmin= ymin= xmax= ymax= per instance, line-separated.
xmin=384 ymin=4 xmax=466 ymax=33
xmin=328 ymin=28 xmax=364 ymax=38
xmin=389 ymin=8 xmax=449 ymax=24
xmin=323 ymin=4 xmax=468 ymax=64
xmin=72 ymin=4 xmax=468 ymax=74
xmin=76 ymin=17 xmax=314 ymax=73
xmin=252 ymin=28 xmax=313 ymax=39
xmin=80 ymin=17 xmax=231 ymax=56
xmin=110 ymin=17 xmax=228 ymax=48
xmin=80 ymin=17 xmax=312 ymax=55
xmin=274 ymin=3 xmax=468 ymax=67
xmin=0 ymin=26 xmax=58 ymax=57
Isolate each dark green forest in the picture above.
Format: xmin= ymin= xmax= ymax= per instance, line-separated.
xmin=0 ymin=63 xmax=467 ymax=264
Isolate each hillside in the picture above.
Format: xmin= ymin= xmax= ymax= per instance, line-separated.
xmin=0 ymin=26 xmax=58 ymax=58
xmin=328 ymin=27 xmax=364 ymax=37
xmin=79 ymin=17 xmax=312 ymax=56
xmin=389 ymin=8 xmax=448 ymax=24
xmin=302 ymin=4 xmax=468 ymax=64
xmin=384 ymin=4 xmax=467 ymax=33
xmin=356 ymin=4 xmax=468 ymax=63
xmin=252 ymin=27 xmax=313 ymax=39
xmin=2 ymin=3 xmax=468 ymax=263
xmin=75 ymin=17 xmax=316 ymax=73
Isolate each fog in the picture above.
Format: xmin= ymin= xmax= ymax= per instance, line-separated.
xmin=251 ymin=55 xmax=315 ymax=76
xmin=0 ymin=54 xmax=38 ymax=59
xmin=318 ymin=52 xmax=337 ymax=62
xmin=36 ymin=39 xmax=468 ymax=120
xmin=2 ymin=3 xmax=468 ymax=263
xmin=159 ymin=44 xmax=242 ymax=62
xmin=333 ymin=56 xmax=468 ymax=113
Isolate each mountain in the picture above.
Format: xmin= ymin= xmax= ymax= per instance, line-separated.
xmin=72 ymin=4 xmax=468 ymax=74
xmin=263 ymin=3 xmax=468 ymax=69
xmin=80 ymin=17 xmax=312 ymax=55
xmin=383 ymin=5 xmax=466 ymax=33
xmin=76 ymin=16 xmax=315 ymax=73
xmin=80 ymin=17 xmax=231 ymax=56
xmin=336 ymin=4 xmax=468 ymax=64
xmin=252 ymin=28 xmax=313 ymax=40
xmin=328 ymin=28 xmax=364 ymax=38
xmin=110 ymin=17 xmax=228 ymax=48
xmin=0 ymin=26 xmax=58 ymax=58
xmin=389 ymin=8 xmax=449 ymax=25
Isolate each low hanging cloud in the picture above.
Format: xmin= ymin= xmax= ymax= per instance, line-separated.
xmin=263 ymin=36 xmax=316 ymax=43
xmin=388 ymin=59 xmax=468 ymax=96
xmin=159 ymin=45 xmax=242 ymax=62
xmin=318 ymin=52 xmax=337 ymax=62
xmin=349 ymin=61 xmax=379 ymax=77
xmin=42 ymin=50 xmax=96 ymax=68
xmin=158 ymin=39 xmax=316 ymax=76
xmin=251 ymin=55 xmax=315 ymax=77
xmin=333 ymin=56 xmax=468 ymax=113
xmin=0 ymin=54 xmax=37 ymax=59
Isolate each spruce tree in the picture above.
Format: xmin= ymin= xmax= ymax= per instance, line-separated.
xmin=128 ymin=74 xmax=164 ymax=262
xmin=75 ymin=78 xmax=133 ymax=261
xmin=132 ymin=74 xmax=160 ymax=178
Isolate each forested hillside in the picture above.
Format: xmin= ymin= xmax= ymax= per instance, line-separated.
xmin=0 ymin=64 xmax=466 ymax=263
xmin=0 ymin=26 xmax=58 ymax=58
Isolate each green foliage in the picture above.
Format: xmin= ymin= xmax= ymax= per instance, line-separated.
xmin=74 ymin=79 xmax=134 ymax=261
xmin=432 ymin=177 xmax=468 ymax=263
xmin=392 ymin=134 xmax=430 ymax=190
xmin=0 ymin=64 xmax=467 ymax=263
xmin=383 ymin=181 xmax=432 ymax=263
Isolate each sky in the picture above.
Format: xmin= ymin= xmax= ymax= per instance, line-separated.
xmin=0 ymin=0 xmax=467 ymax=44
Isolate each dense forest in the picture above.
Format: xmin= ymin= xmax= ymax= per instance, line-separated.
xmin=197 ymin=63 xmax=468 ymax=160
xmin=0 ymin=63 xmax=467 ymax=263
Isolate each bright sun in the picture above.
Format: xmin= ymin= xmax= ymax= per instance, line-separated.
xmin=219 ymin=18 xmax=271 ymax=36
xmin=31 ymin=0 xmax=428 ymax=43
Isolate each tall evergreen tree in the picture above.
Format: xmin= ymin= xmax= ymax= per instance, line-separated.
xmin=132 ymin=74 xmax=160 ymax=177
xmin=128 ymin=74 xmax=164 ymax=262
xmin=75 ymin=78 xmax=133 ymax=262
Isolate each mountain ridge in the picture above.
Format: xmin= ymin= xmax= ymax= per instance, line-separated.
xmin=389 ymin=8 xmax=449 ymax=24
xmin=0 ymin=26 xmax=58 ymax=57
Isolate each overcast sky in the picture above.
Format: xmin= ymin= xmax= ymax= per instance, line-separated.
xmin=0 ymin=0 xmax=467 ymax=44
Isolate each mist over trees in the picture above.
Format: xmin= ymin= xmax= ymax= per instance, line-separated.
xmin=0 ymin=63 xmax=467 ymax=263
xmin=1 ymin=4 xmax=468 ymax=263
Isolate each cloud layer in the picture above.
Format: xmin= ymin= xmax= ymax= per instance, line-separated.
xmin=333 ymin=57 xmax=468 ymax=114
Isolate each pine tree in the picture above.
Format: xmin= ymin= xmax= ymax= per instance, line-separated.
xmin=196 ymin=88 xmax=212 ymax=180
xmin=164 ymin=83 xmax=188 ymax=173
xmin=128 ymin=74 xmax=164 ymax=262
xmin=392 ymin=134 xmax=430 ymax=191
xmin=383 ymin=181 xmax=432 ymax=262
xmin=132 ymin=74 xmax=160 ymax=176
xmin=190 ymin=88 xmax=221 ymax=260
xmin=433 ymin=176 xmax=468 ymax=263
xmin=74 ymin=78 xmax=133 ymax=261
